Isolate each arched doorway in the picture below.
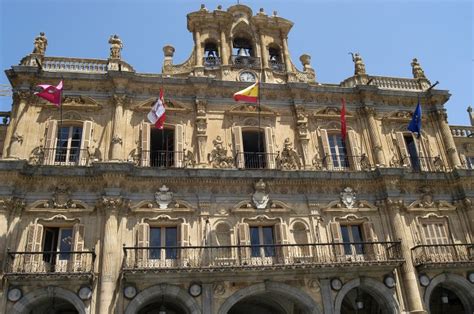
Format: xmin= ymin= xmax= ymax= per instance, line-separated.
xmin=29 ymin=298 xmax=78 ymax=314
xmin=340 ymin=288 xmax=383 ymax=314
xmin=429 ymin=285 xmax=466 ymax=314
xmin=218 ymin=282 xmax=322 ymax=314
xmin=137 ymin=299 xmax=188 ymax=314
xmin=11 ymin=287 xmax=86 ymax=314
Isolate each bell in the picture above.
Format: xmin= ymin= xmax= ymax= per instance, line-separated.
xmin=238 ymin=48 xmax=246 ymax=57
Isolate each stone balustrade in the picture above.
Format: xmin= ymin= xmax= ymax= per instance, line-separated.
xmin=341 ymin=75 xmax=422 ymax=91
xmin=42 ymin=57 xmax=108 ymax=73
xmin=450 ymin=125 xmax=473 ymax=138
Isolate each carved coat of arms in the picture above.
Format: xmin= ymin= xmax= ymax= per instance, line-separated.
xmin=252 ymin=179 xmax=270 ymax=209
xmin=340 ymin=187 xmax=356 ymax=209
xmin=155 ymin=185 xmax=173 ymax=209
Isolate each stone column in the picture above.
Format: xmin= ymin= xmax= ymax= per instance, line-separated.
xmin=259 ymin=31 xmax=268 ymax=69
xmin=6 ymin=91 xmax=31 ymax=159
xmin=220 ymin=29 xmax=228 ymax=66
xmin=385 ymin=199 xmax=426 ymax=313
xmin=431 ymin=109 xmax=462 ymax=168
xmin=361 ymin=106 xmax=385 ymax=166
xmin=281 ymin=34 xmax=292 ymax=72
xmin=202 ymin=283 xmax=213 ymax=314
xmin=195 ymin=99 xmax=208 ymax=167
xmin=195 ymin=29 xmax=203 ymax=67
xmin=110 ymin=95 xmax=127 ymax=161
xmin=98 ymin=194 xmax=127 ymax=314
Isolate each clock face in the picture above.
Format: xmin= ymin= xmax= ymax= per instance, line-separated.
xmin=239 ymin=71 xmax=256 ymax=82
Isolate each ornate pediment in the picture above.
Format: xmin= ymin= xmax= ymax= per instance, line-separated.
xmin=322 ymin=188 xmax=377 ymax=212
xmin=382 ymin=110 xmax=413 ymax=121
xmin=406 ymin=186 xmax=456 ymax=212
xmin=313 ymin=106 xmax=353 ymax=118
xmin=243 ymin=214 xmax=281 ymax=224
xmin=27 ymin=185 xmax=89 ymax=212
xmin=37 ymin=214 xmax=80 ymax=224
xmin=144 ymin=214 xmax=184 ymax=224
xmin=232 ymin=199 xmax=291 ymax=213
xmin=132 ymin=98 xmax=190 ymax=112
xmin=226 ymin=103 xmax=277 ymax=117
xmin=131 ymin=198 xmax=195 ymax=213
xmin=40 ymin=95 xmax=102 ymax=111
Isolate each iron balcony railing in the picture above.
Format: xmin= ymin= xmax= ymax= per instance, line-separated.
xmin=30 ymin=148 xmax=91 ymax=166
xmin=123 ymin=242 xmax=402 ymax=271
xmin=234 ymin=152 xmax=279 ymax=169
xmin=141 ymin=150 xmax=184 ymax=168
xmin=231 ymin=55 xmax=261 ymax=69
xmin=322 ymin=154 xmax=371 ymax=171
xmin=5 ymin=251 xmax=96 ymax=275
xmin=203 ymin=56 xmax=221 ymax=69
xmin=269 ymin=60 xmax=285 ymax=72
xmin=400 ymin=156 xmax=447 ymax=172
xmin=411 ymin=244 xmax=474 ymax=267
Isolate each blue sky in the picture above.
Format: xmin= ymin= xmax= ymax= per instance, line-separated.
xmin=1 ymin=0 xmax=472 ymax=125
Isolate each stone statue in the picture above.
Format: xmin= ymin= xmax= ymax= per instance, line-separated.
xmin=108 ymin=34 xmax=123 ymax=59
xmin=351 ymin=52 xmax=366 ymax=76
xmin=33 ymin=32 xmax=48 ymax=55
xmin=208 ymin=136 xmax=234 ymax=168
xmin=276 ymin=138 xmax=301 ymax=170
xmin=411 ymin=58 xmax=426 ymax=80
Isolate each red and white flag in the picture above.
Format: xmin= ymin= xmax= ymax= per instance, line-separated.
xmin=147 ymin=88 xmax=166 ymax=129
xmin=34 ymin=80 xmax=63 ymax=107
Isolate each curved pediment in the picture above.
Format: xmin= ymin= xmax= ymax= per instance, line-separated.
xmin=231 ymin=199 xmax=291 ymax=213
xmin=406 ymin=199 xmax=456 ymax=212
xmin=131 ymin=199 xmax=195 ymax=213
xmin=27 ymin=199 xmax=89 ymax=212
xmin=322 ymin=199 xmax=377 ymax=212
xmin=144 ymin=214 xmax=185 ymax=224
xmin=132 ymin=98 xmax=190 ymax=113
xmin=226 ymin=103 xmax=277 ymax=117
xmin=313 ymin=106 xmax=353 ymax=118
xmin=37 ymin=214 xmax=80 ymax=224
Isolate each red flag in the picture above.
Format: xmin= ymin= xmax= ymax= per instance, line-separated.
xmin=341 ymin=97 xmax=347 ymax=142
xmin=35 ymin=80 xmax=63 ymax=107
xmin=147 ymin=88 xmax=166 ymax=129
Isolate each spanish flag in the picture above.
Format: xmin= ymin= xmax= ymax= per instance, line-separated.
xmin=233 ymin=81 xmax=259 ymax=103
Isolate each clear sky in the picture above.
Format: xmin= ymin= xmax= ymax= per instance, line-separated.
xmin=0 ymin=0 xmax=472 ymax=125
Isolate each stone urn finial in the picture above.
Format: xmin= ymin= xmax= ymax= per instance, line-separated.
xmin=163 ymin=45 xmax=175 ymax=58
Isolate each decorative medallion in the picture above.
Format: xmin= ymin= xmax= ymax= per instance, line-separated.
xmin=340 ymin=187 xmax=356 ymax=209
xmin=155 ymin=185 xmax=173 ymax=209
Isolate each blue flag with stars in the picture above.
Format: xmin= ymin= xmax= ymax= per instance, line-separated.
xmin=408 ymin=99 xmax=422 ymax=138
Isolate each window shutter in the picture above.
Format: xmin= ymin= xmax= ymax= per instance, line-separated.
xmin=347 ymin=130 xmax=361 ymax=171
xmin=275 ymin=223 xmax=289 ymax=261
xmin=71 ymin=223 xmax=85 ymax=271
xmin=44 ymin=120 xmax=58 ymax=165
xmin=232 ymin=126 xmax=243 ymax=168
xmin=180 ymin=223 xmax=190 ymax=247
xmin=179 ymin=223 xmax=190 ymax=266
xmin=320 ymin=129 xmax=333 ymax=170
xmin=238 ymin=223 xmax=250 ymax=261
xmin=362 ymin=222 xmax=380 ymax=259
xmin=175 ymin=124 xmax=184 ymax=168
xmin=136 ymin=223 xmax=150 ymax=266
xmin=395 ymin=132 xmax=410 ymax=167
xmin=264 ymin=127 xmax=276 ymax=169
xmin=414 ymin=136 xmax=428 ymax=171
xmin=329 ymin=222 xmax=343 ymax=257
xmin=25 ymin=224 xmax=43 ymax=271
xmin=141 ymin=123 xmax=151 ymax=167
xmin=79 ymin=121 xmax=93 ymax=166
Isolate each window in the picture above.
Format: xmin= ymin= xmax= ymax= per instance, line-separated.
xmin=55 ymin=126 xmax=82 ymax=164
xmin=328 ymin=134 xmax=348 ymax=170
xmin=422 ymin=222 xmax=450 ymax=245
xmin=340 ymin=224 xmax=364 ymax=255
xmin=233 ymin=37 xmax=253 ymax=57
xmin=250 ymin=226 xmax=275 ymax=257
xmin=242 ymin=130 xmax=266 ymax=169
xmin=466 ymin=156 xmax=474 ymax=169
xmin=150 ymin=227 xmax=178 ymax=260
xmin=268 ymin=46 xmax=284 ymax=71
xmin=150 ymin=128 xmax=175 ymax=167
xmin=42 ymin=227 xmax=73 ymax=264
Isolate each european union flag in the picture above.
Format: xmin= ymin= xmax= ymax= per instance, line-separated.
xmin=408 ymin=99 xmax=422 ymax=138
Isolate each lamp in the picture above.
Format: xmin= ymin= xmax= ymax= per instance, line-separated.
xmin=355 ymin=287 xmax=364 ymax=310
xmin=159 ymin=294 xmax=167 ymax=314
xmin=441 ymin=287 xmax=449 ymax=304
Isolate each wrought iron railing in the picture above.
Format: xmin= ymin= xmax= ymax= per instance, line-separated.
xmin=269 ymin=60 xmax=285 ymax=72
xmin=411 ymin=244 xmax=474 ymax=267
xmin=31 ymin=148 xmax=91 ymax=166
xmin=203 ymin=56 xmax=221 ymax=69
xmin=322 ymin=154 xmax=371 ymax=171
xmin=231 ymin=55 xmax=261 ymax=69
xmin=123 ymin=242 xmax=402 ymax=271
xmin=141 ymin=150 xmax=184 ymax=168
xmin=400 ymin=156 xmax=447 ymax=172
xmin=234 ymin=152 xmax=279 ymax=169
xmin=5 ymin=251 xmax=95 ymax=275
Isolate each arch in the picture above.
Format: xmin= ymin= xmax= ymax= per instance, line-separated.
xmin=218 ymin=281 xmax=323 ymax=314
xmin=423 ymin=273 xmax=474 ymax=314
xmin=11 ymin=286 xmax=87 ymax=314
xmin=125 ymin=283 xmax=201 ymax=314
xmin=334 ymin=277 xmax=399 ymax=314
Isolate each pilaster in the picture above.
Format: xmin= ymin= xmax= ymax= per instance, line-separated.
xmin=110 ymin=94 xmax=128 ymax=161
xmin=195 ymin=99 xmax=208 ymax=166
xmin=431 ymin=109 xmax=462 ymax=168
xmin=361 ymin=106 xmax=386 ymax=166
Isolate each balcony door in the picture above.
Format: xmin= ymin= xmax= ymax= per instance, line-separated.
xmin=242 ymin=130 xmax=266 ymax=169
xmin=150 ymin=128 xmax=174 ymax=167
xmin=328 ymin=134 xmax=348 ymax=170
xmin=149 ymin=227 xmax=178 ymax=267
xmin=42 ymin=227 xmax=73 ymax=272
xmin=250 ymin=226 xmax=275 ymax=262
xmin=421 ymin=221 xmax=454 ymax=262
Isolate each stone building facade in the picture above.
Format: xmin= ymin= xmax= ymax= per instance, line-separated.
xmin=0 ymin=4 xmax=473 ymax=314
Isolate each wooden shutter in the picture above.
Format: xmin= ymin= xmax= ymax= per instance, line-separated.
xmin=79 ymin=121 xmax=93 ymax=166
xmin=232 ymin=126 xmax=244 ymax=168
xmin=136 ymin=223 xmax=150 ymax=266
xmin=329 ymin=222 xmax=343 ymax=257
xmin=414 ymin=136 xmax=428 ymax=171
xmin=25 ymin=224 xmax=43 ymax=271
xmin=275 ymin=223 xmax=289 ymax=261
xmin=264 ymin=127 xmax=276 ymax=169
xmin=347 ymin=130 xmax=361 ymax=171
xmin=44 ymin=120 xmax=58 ymax=165
xmin=362 ymin=222 xmax=379 ymax=259
xmin=320 ymin=129 xmax=333 ymax=170
xmin=141 ymin=123 xmax=150 ymax=167
xmin=70 ymin=223 xmax=85 ymax=271
xmin=238 ymin=223 xmax=250 ymax=261
xmin=179 ymin=223 xmax=190 ymax=265
xmin=395 ymin=132 xmax=410 ymax=167
xmin=174 ymin=124 xmax=184 ymax=168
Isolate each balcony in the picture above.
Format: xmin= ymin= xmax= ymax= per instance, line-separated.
xmin=235 ymin=152 xmax=279 ymax=169
xmin=231 ymin=55 xmax=261 ymax=69
xmin=142 ymin=150 xmax=186 ymax=168
xmin=5 ymin=251 xmax=95 ymax=280
xmin=322 ymin=154 xmax=371 ymax=171
xmin=412 ymin=244 xmax=474 ymax=269
xmin=203 ymin=56 xmax=221 ymax=69
xmin=400 ymin=156 xmax=448 ymax=172
xmin=30 ymin=148 xmax=91 ymax=166
xmin=123 ymin=242 xmax=402 ymax=273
